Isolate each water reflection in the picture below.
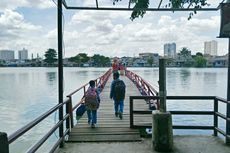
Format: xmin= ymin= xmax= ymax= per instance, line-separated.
xmin=203 ymin=72 xmax=217 ymax=84
xmin=46 ymin=72 xmax=57 ymax=85
xmin=179 ymin=68 xmax=191 ymax=87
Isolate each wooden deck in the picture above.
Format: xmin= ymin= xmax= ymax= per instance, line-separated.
xmin=67 ymin=75 xmax=151 ymax=142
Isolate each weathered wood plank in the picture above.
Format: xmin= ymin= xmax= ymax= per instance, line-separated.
xmin=68 ymin=134 xmax=142 ymax=142
xmin=71 ymin=127 xmax=139 ymax=133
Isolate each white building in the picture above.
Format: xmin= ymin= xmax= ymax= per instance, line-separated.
xmin=18 ymin=48 xmax=28 ymax=60
xmin=0 ymin=50 xmax=15 ymax=60
xmin=139 ymin=53 xmax=154 ymax=59
xmin=164 ymin=43 xmax=176 ymax=58
xmin=204 ymin=40 xmax=217 ymax=56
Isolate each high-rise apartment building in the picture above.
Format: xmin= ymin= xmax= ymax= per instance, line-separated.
xmin=0 ymin=50 xmax=15 ymax=60
xmin=204 ymin=40 xmax=217 ymax=56
xmin=18 ymin=48 xmax=28 ymax=60
xmin=164 ymin=43 xmax=176 ymax=58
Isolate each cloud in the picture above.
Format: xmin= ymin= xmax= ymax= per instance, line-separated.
xmin=0 ymin=0 xmax=54 ymax=11
xmin=70 ymin=11 xmax=130 ymax=25
xmin=64 ymin=11 xmax=227 ymax=57
xmin=184 ymin=16 xmax=219 ymax=32
xmin=0 ymin=9 xmax=41 ymax=41
xmin=0 ymin=9 xmax=49 ymax=57
xmin=0 ymin=2 xmax=228 ymax=58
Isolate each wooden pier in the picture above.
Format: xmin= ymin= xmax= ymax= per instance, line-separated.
xmin=67 ymin=75 xmax=149 ymax=142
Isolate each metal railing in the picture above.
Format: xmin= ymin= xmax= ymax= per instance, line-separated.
xmin=130 ymin=95 xmax=230 ymax=141
xmin=0 ymin=68 xmax=112 ymax=153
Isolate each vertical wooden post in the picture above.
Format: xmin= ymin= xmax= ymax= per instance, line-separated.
xmin=0 ymin=132 xmax=9 ymax=153
xmin=65 ymin=100 xmax=70 ymax=131
xmin=159 ymin=58 xmax=166 ymax=112
xmin=214 ymin=98 xmax=218 ymax=136
xmin=57 ymin=0 xmax=64 ymax=148
xmin=226 ymin=38 xmax=230 ymax=145
xmin=66 ymin=96 xmax=74 ymax=130
xmin=130 ymin=97 xmax=134 ymax=128
xmin=69 ymin=96 xmax=74 ymax=128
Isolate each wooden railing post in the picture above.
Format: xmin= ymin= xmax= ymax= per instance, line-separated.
xmin=65 ymin=100 xmax=70 ymax=131
xmin=214 ymin=98 xmax=218 ymax=136
xmin=0 ymin=132 xmax=9 ymax=153
xmin=130 ymin=97 xmax=134 ymax=128
xmin=66 ymin=96 xmax=74 ymax=129
xmin=84 ymin=86 xmax=86 ymax=95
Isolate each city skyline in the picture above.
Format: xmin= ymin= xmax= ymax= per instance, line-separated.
xmin=0 ymin=40 xmax=223 ymax=60
xmin=0 ymin=1 xmax=229 ymax=58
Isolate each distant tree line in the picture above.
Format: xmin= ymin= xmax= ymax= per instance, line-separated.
xmin=43 ymin=48 xmax=210 ymax=68
xmin=169 ymin=47 xmax=207 ymax=67
xmin=44 ymin=49 xmax=110 ymax=67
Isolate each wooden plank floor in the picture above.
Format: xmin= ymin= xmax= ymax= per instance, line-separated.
xmin=67 ymin=75 xmax=151 ymax=142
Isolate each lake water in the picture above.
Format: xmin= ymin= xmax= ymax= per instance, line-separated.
xmin=0 ymin=67 xmax=228 ymax=152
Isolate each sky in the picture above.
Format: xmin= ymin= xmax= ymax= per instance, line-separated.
xmin=0 ymin=0 xmax=229 ymax=58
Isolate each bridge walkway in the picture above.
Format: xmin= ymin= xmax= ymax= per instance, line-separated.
xmin=67 ymin=75 xmax=150 ymax=142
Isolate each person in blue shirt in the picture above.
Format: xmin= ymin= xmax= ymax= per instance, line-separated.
xmin=110 ymin=72 xmax=126 ymax=119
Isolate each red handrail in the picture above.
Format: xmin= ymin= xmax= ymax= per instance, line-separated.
xmin=125 ymin=69 xmax=159 ymax=109
xmin=67 ymin=68 xmax=112 ymax=97
xmin=125 ymin=69 xmax=158 ymax=96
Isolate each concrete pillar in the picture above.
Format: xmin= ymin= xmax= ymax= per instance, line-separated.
xmin=0 ymin=132 xmax=9 ymax=153
xmin=152 ymin=111 xmax=173 ymax=152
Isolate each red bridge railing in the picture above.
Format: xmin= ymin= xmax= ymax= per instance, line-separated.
xmin=125 ymin=69 xmax=159 ymax=109
xmin=125 ymin=69 xmax=158 ymax=96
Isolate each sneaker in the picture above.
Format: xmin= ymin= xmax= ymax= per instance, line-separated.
xmin=115 ymin=112 xmax=118 ymax=117
xmin=91 ymin=123 xmax=95 ymax=128
xmin=119 ymin=112 xmax=123 ymax=120
xmin=88 ymin=121 xmax=91 ymax=125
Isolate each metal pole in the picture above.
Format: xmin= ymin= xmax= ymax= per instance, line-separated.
xmin=57 ymin=0 xmax=64 ymax=148
xmin=226 ymin=38 xmax=230 ymax=145
xmin=159 ymin=58 xmax=166 ymax=112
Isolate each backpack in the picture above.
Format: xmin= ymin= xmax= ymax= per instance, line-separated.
xmin=76 ymin=104 xmax=86 ymax=120
xmin=114 ymin=80 xmax=126 ymax=101
xmin=85 ymin=87 xmax=99 ymax=110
